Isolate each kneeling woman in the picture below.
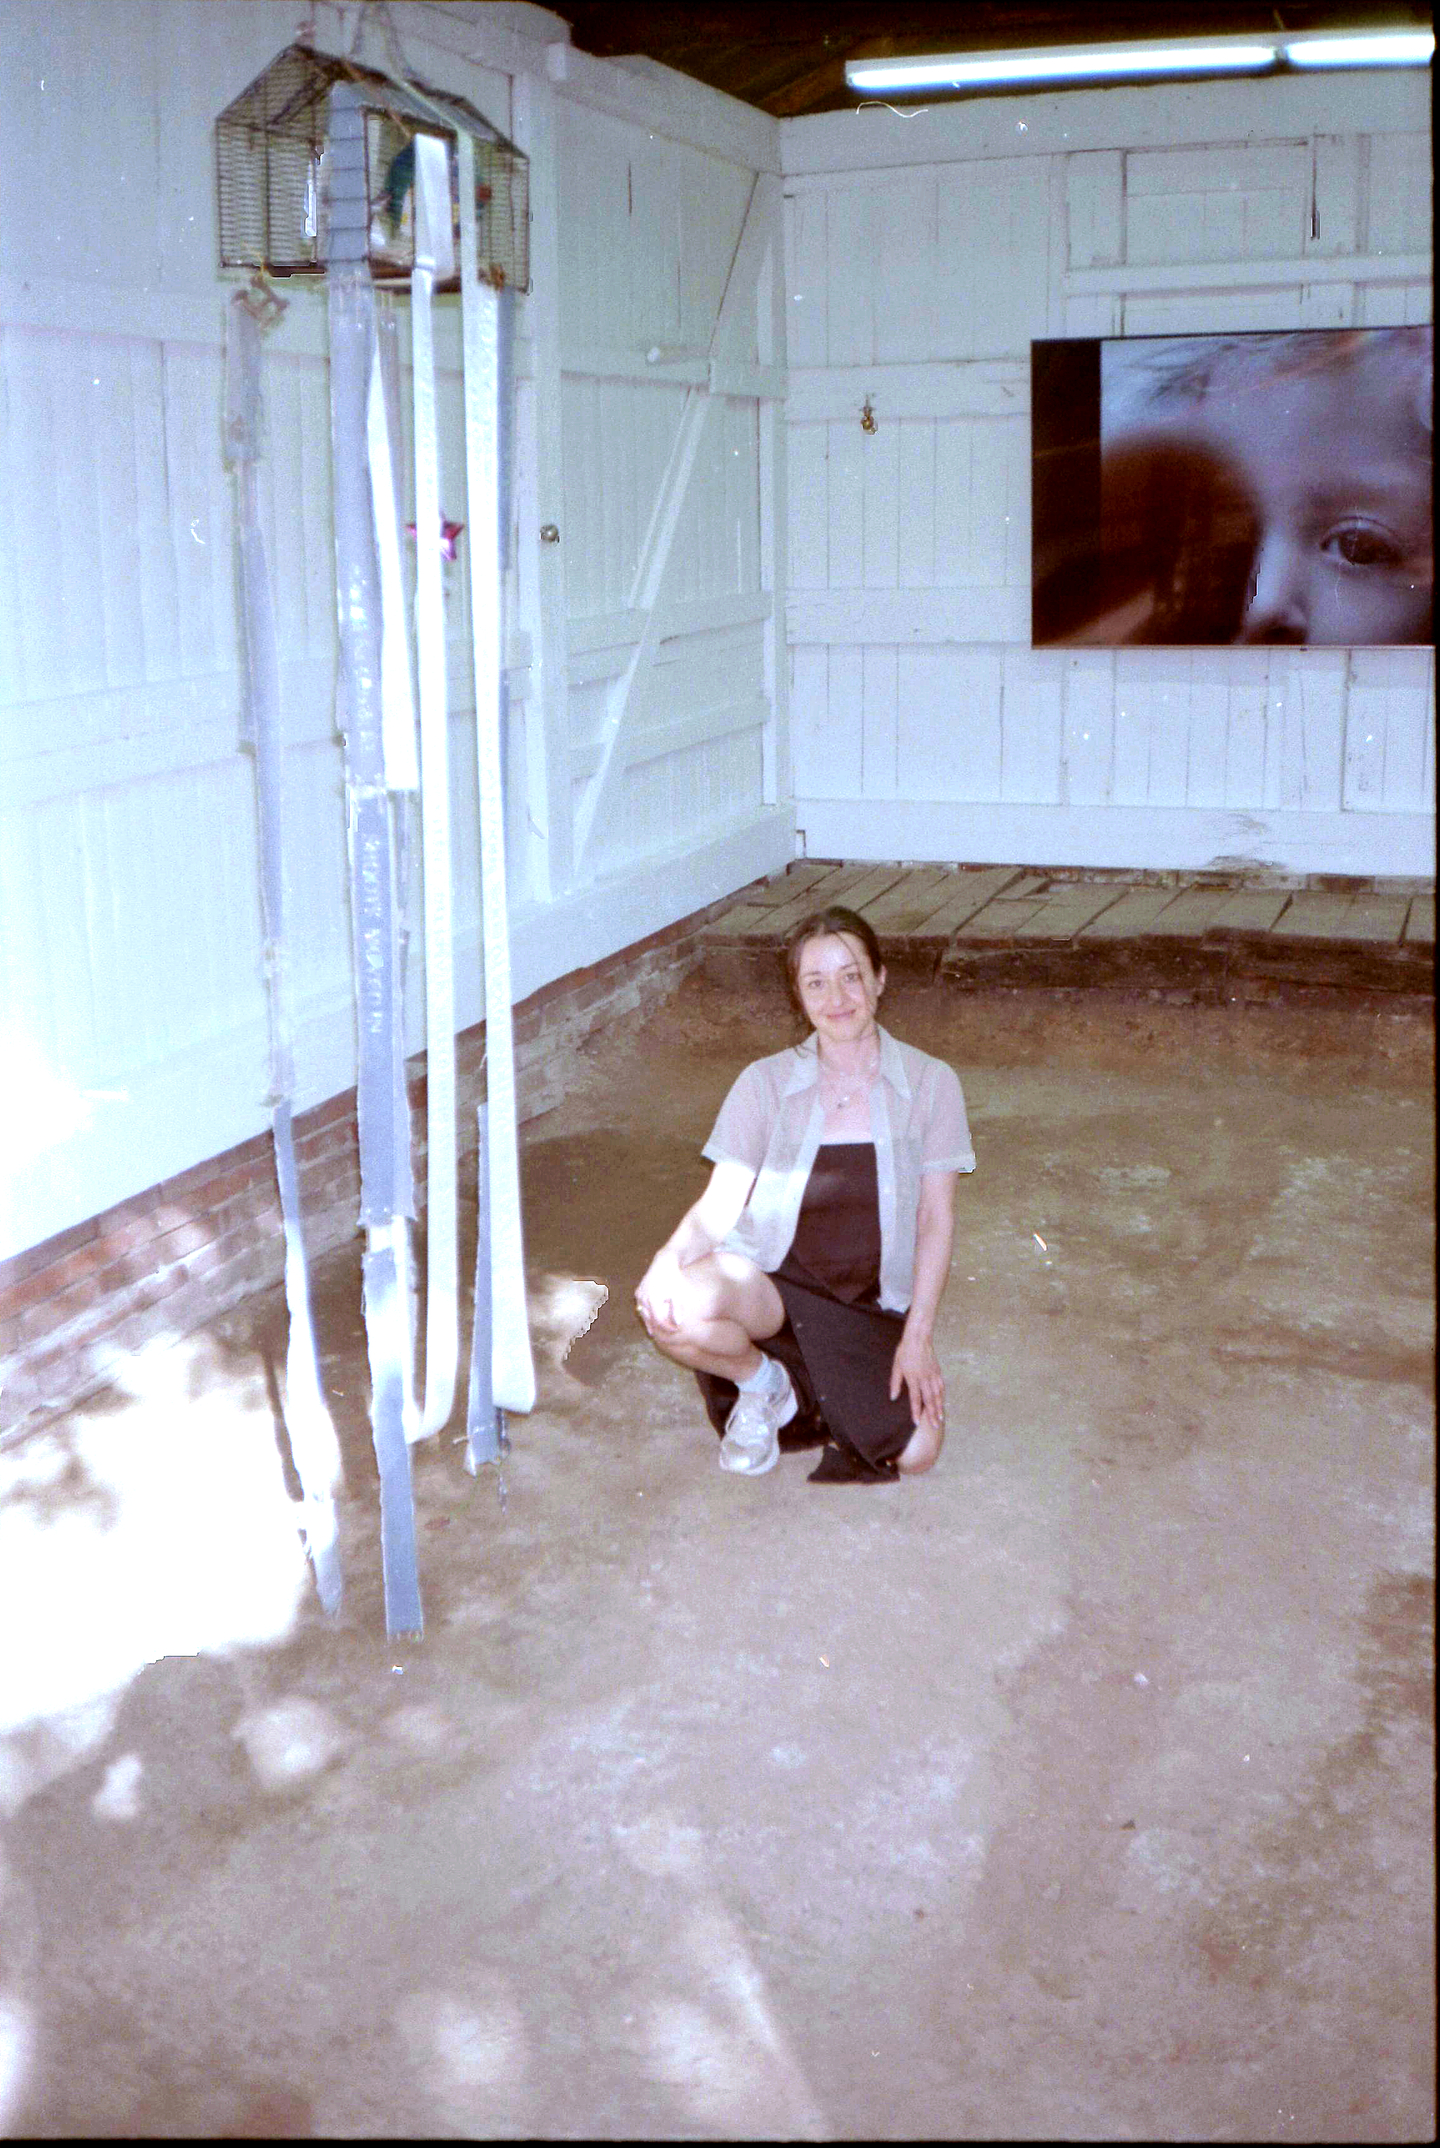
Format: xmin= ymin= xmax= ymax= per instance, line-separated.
xmin=634 ymin=906 xmax=975 ymax=1483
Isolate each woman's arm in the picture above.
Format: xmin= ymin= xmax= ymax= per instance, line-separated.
xmin=889 ymin=1169 xmax=959 ymax=1431
xmin=635 ymin=1158 xmax=757 ymax=1332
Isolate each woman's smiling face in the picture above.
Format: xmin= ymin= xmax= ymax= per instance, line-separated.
xmin=1194 ymin=362 xmax=1432 ymax=645
xmin=795 ymin=933 xmax=885 ymax=1044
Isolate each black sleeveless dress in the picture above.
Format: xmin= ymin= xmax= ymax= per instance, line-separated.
xmin=694 ymin=1143 xmax=917 ymax=1483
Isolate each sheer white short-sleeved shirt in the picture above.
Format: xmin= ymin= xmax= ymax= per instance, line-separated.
xmin=702 ymin=1026 xmax=975 ymax=1312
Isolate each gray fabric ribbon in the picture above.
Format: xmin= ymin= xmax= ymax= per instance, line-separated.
xmin=329 ymin=81 xmax=422 ymax=1636
xmin=224 ymin=292 xmax=344 ymax=1616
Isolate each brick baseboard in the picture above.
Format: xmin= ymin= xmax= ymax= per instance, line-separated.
xmin=0 ymin=890 xmax=743 ymax=1442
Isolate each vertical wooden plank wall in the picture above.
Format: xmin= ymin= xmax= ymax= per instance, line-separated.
xmin=0 ymin=0 xmax=789 ymax=1258
xmin=551 ymin=98 xmax=782 ymax=883
xmin=0 ymin=1 xmax=512 ymax=1256
xmin=781 ymin=70 xmax=1433 ymax=874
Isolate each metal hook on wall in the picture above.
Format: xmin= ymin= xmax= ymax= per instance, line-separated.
xmin=860 ymin=396 xmax=877 ymax=434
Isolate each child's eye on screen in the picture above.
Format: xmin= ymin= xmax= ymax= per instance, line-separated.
xmin=1322 ymin=523 xmax=1405 ymax=570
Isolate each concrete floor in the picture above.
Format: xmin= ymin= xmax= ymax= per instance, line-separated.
xmin=0 ymin=972 xmax=1433 ymax=2141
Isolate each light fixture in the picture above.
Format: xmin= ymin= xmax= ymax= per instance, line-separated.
xmin=845 ymin=26 xmax=1433 ymax=97
xmin=1282 ymin=30 xmax=1434 ymax=66
xmin=847 ymin=38 xmax=1273 ymax=93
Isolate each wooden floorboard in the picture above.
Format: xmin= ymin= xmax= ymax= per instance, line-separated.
xmin=1403 ymin=895 xmax=1434 ymax=948
xmin=1270 ymin=891 xmax=1361 ymax=940
xmin=1339 ymin=895 xmax=1412 ymax=945
xmin=713 ymin=865 xmax=859 ymax=940
xmin=743 ymin=862 xmax=838 ymax=908
xmin=1011 ymin=885 xmax=1129 ymax=940
xmin=859 ymin=867 xmax=958 ymax=935
xmin=1204 ymin=891 xmax=1292 ymax=938
xmin=951 ymin=884 xmax=1052 ymax=941
xmin=902 ymin=867 xmax=1029 ymax=938
xmin=1076 ymin=888 xmax=1178 ymax=939
xmin=701 ymin=863 xmax=1434 ymax=995
xmin=1139 ymin=888 xmax=1236 ymax=939
xmin=840 ymin=863 xmax=918 ymax=914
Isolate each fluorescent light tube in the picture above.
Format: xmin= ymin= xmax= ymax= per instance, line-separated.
xmin=847 ymin=27 xmax=1434 ymax=95
xmin=1282 ymin=31 xmax=1434 ymax=67
xmin=846 ymin=38 xmax=1277 ymax=93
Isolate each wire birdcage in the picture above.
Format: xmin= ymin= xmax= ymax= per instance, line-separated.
xmin=216 ymin=43 xmax=528 ymax=290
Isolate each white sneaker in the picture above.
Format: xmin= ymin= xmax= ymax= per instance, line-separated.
xmin=719 ymin=1362 xmax=797 ymax=1475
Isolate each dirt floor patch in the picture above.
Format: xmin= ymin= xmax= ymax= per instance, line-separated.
xmin=1 ymin=975 xmax=1432 ymax=2139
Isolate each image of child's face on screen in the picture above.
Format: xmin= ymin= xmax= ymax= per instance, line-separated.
xmin=1101 ymin=329 xmax=1433 ymax=646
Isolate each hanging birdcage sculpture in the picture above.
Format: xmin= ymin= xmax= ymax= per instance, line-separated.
xmin=216 ymin=40 xmax=534 ymax=1640
xmin=216 ymin=42 xmax=529 ymax=289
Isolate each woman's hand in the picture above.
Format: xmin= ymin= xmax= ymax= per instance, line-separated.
xmin=635 ymin=1161 xmax=758 ymax=1339
xmin=890 ymin=1327 xmax=945 ymax=1435
xmin=893 ymin=1172 xmax=957 ymax=1441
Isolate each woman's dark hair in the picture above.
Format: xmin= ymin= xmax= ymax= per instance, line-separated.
xmin=781 ymin=905 xmax=885 ymax=1017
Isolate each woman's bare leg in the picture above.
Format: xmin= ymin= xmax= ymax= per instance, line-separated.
xmin=638 ymin=1251 xmax=785 ymax=1382
xmin=896 ymin=1418 xmax=944 ymax=1475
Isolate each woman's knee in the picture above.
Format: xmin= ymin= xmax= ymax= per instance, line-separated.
xmin=897 ymin=1421 xmax=943 ymax=1475
xmin=638 ymin=1267 xmax=736 ymax=1361
xmin=675 ymin=1253 xmax=781 ymax=1339
xmin=710 ymin=1253 xmax=785 ymax=1338
xmin=661 ymin=1261 xmax=727 ymax=1335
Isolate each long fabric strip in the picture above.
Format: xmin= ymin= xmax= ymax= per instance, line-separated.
xmin=328 ymin=81 xmax=422 ymax=1637
xmin=272 ymin=1099 xmax=346 ymax=1601
xmin=224 ymin=296 xmax=344 ymax=1616
xmin=363 ymin=1240 xmax=423 ymax=1633
xmin=465 ymin=1101 xmax=507 ymax=1473
xmin=410 ymin=131 xmax=460 ymax=1442
xmin=366 ymin=334 xmax=420 ymax=795
xmin=458 ymin=128 xmax=536 ymax=1416
xmin=495 ymin=286 xmax=515 ymax=904
xmin=369 ymin=302 xmax=420 ymax=1440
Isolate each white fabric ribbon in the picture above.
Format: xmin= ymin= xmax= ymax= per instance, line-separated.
xmin=458 ymin=127 xmax=536 ymax=1415
xmin=409 ymin=130 xmax=460 ymax=1440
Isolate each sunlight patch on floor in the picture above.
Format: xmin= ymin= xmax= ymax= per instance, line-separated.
xmin=0 ymin=1331 xmax=309 ymax=1747
xmin=616 ymin=1808 xmax=830 ymax=2138
xmin=0 ymin=1988 xmax=33 ymax=2135
xmin=393 ymin=1976 xmax=531 ymax=2132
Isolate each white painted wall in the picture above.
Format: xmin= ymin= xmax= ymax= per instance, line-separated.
xmin=3 ymin=14 xmax=1433 ymax=1264
xmin=0 ymin=0 xmax=790 ymax=1255
xmin=781 ymin=70 xmax=1434 ymax=875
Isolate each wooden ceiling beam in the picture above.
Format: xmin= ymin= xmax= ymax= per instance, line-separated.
xmin=555 ymin=1 xmax=1435 ymax=116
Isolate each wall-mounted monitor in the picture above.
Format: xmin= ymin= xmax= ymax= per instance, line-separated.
xmin=1031 ymin=326 xmax=1432 ymax=648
